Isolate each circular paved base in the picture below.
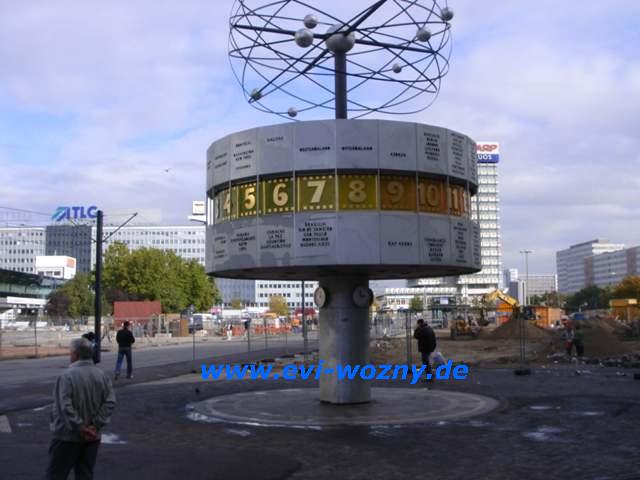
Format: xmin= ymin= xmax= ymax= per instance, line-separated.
xmin=189 ymin=388 xmax=499 ymax=427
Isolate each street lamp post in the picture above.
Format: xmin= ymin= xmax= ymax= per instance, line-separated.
xmin=515 ymin=250 xmax=533 ymax=377
xmin=520 ymin=250 xmax=533 ymax=306
xmin=189 ymin=304 xmax=196 ymax=373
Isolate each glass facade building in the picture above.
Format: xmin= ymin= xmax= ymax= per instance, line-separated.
xmin=556 ymin=239 xmax=625 ymax=294
xmin=46 ymin=225 xmax=93 ymax=273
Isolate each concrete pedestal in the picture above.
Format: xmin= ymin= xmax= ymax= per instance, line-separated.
xmin=318 ymin=275 xmax=371 ymax=404
xmin=189 ymin=388 xmax=500 ymax=427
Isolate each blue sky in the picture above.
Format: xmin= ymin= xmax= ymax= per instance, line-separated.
xmin=1 ymin=0 xmax=639 ymax=275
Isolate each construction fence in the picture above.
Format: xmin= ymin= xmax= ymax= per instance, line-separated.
xmin=0 ymin=306 xmax=523 ymax=362
xmin=0 ymin=314 xmax=319 ymax=361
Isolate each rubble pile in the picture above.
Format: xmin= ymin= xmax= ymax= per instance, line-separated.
xmin=485 ymin=319 xmax=552 ymax=341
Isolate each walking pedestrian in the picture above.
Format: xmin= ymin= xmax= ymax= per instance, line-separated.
xmin=114 ymin=321 xmax=135 ymax=380
xmin=46 ymin=338 xmax=116 ymax=480
xmin=413 ymin=319 xmax=437 ymax=381
xmin=243 ymin=318 xmax=251 ymax=337
xmin=226 ymin=322 xmax=233 ymax=341
xmin=561 ymin=316 xmax=574 ymax=357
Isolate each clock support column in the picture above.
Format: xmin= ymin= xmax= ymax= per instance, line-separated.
xmin=318 ymin=275 xmax=371 ymax=404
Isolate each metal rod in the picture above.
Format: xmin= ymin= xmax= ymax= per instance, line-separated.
xmin=34 ymin=315 xmax=38 ymax=358
xmin=334 ymin=51 xmax=348 ymax=119
xmin=233 ymin=23 xmax=435 ymax=54
xmin=302 ymin=280 xmax=308 ymax=363
xmin=520 ymin=250 xmax=533 ymax=307
xmin=93 ymin=210 xmax=103 ymax=364
xmin=405 ymin=310 xmax=411 ymax=365
xmin=525 ymin=253 xmax=530 ymax=307
xmin=247 ymin=321 xmax=252 ymax=353
xmin=102 ymin=212 xmax=138 ymax=243
xmin=192 ymin=319 xmax=196 ymax=363
xmin=263 ymin=316 xmax=268 ymax=351
xmin=353 ymin=37 xmax=435 ymax=54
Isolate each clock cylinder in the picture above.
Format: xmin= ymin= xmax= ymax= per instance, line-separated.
xmin=205 ymin=119 xmax=481 ymax=281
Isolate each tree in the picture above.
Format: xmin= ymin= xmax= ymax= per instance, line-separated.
xmin=566 ymin=285 xmax=611 ymax=311
xmin=230 ymin=298 xmax=243 ymax=310
xmin=183 ymin=259 xmax=220 ymax=311
xmin=409 ymin=295 xmax=424 ymax=312
xmin=269 ymin=295 xmax=289 ymax=316
xmin=47 ymin=289 xmax=71 ymax=318
xmin=102 ymin=243 xmax=220 ymax=313
xmin=102 ymin=242 xmax=132 ymax=306
xmin=47 ymin=273 xmax=94 ymax=318
xmin=612 ymin=276 xmax=640 ymax=301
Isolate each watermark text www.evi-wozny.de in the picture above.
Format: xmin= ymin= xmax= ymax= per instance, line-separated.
xmin=201 ymin=361 xmax=469 ymax=385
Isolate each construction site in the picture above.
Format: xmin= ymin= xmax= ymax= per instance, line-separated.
xmin=372 ymin=289 xmax=640 ymax=371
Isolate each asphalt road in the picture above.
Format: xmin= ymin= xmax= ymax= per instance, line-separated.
xmin=0 ymin=334 xmax=317 ymax=413
xmin=2 ymin=365 xmax=639 ymax=479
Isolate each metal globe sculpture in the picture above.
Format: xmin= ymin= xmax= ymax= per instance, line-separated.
xmin=212 ymin=1 xmax=478 ymax=405
xmin=229 ymin=0 xmax=453 ymax=119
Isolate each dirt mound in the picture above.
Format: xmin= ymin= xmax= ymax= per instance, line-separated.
xmin=484 ymin=320 xmax=552 ymax=341
xmin=579 ymin=319 xmax=636 ymax=358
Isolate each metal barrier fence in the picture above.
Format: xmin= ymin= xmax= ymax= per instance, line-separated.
xmin=2 ymin=308 xmax=498 ymax=362
xmin=0 ymin=314 xmax=319 ymax=361
xmin=370 ymin=307 xmax=506 ymax=366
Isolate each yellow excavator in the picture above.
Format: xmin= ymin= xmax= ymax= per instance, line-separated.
xmin=483 ymin=289 xmax=520 ymax=326
xmin=483 ymin=289 xmax=519 ymax=308
xmin=450 ymin=290 xmax=519 ymax=339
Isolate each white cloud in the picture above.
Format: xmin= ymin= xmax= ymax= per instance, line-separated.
xmin=1 ymin=0 xmax=639 ymax=276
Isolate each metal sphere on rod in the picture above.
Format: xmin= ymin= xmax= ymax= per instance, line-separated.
xmin=416 ymin=28 xmax=432 ymax=42
xmin=295 ymin=28 xmax=314 ymax=48
xmin=325 ymin=25 xmax=356 ymax=53
xmin=303 ymin=13 xmax=319 ymax=29
xmin=441 ymin=7 xmax=454 ymax=21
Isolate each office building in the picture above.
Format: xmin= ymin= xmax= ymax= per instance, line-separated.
xmin=46 ymin=225 xmax=93 ymax=273
xmin=1 ymin=223 xmax=255 ymax=307
xmin=526 ymin=274 xmax=558 ymax=296
xmin=503 ymin=268 xmax=519 ymax=288
xmin=255 ymin=281 xmax=317 ymax=310
xmin=35 ymin=256 xmax=77 ymax=280
xmin=95 ymin=224 xmax=206 ymax=266
xmin=585 ymin=246 xmax=640 ymax=289
xmin=504 ymin=268 xmax=557 ymax=300
xmin=408 ymin=141 xmax=502 ymax=301
xmin=0 ymin=227 xmax=46 ymax=274
xmin=216 ymin=278 xmax=256 ymax=306
xmin=556 ymin=240 xmax=625 ymax=294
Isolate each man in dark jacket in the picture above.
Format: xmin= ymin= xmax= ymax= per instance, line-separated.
xmin=413 ymin=319 xmax=436 ymax=380
xmin=114 ymin=321 xmax=135 ymax=380
xmin=46 ymin=338 xmax=116 ymax=480
xmin=81 ymin=331 xmax=97 ymax=364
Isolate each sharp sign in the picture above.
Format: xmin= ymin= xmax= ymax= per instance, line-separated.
xmin=476 ymin=142 xmax=500 ymax=163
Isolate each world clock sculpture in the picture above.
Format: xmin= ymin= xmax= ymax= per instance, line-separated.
xmin=206 ymin=0 xmax=480 ymax=404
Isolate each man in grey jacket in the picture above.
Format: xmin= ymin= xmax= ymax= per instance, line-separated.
xmin=46 ymin=338 xmax=116 ymax=480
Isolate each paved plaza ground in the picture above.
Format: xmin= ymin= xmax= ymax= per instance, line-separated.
xmin=1 ymin=350 xmax=639 ymax=480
